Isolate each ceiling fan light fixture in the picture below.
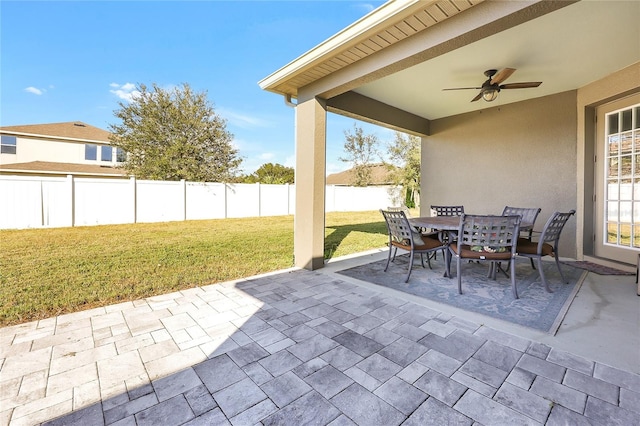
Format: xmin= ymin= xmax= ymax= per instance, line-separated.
xmin=482 ymin=88 xmax=499 ymax=102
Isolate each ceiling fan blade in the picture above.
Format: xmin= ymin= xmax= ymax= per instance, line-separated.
xmin=442 ymin=87 xmax=482 ymax=91
xmin=500 ymin=82 xmax=542 ymax=89
xmin=471 ymin=92 xmax=483 ymax=102
xmin=491 ymin=68 xmax=516 ymax=85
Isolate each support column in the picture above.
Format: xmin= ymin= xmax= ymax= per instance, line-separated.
xmin=295 ymin=97 xmax=327 ymax=270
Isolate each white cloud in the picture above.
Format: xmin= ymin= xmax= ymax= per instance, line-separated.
xmin=355 ymin=3 xmax=378 ymax=14
xmin=24 ymin=86 xmax=44 ymax=95
xmin=259 ymin=152 xmax=275 ymax=161
xmin=284 ymin=155 xmax=295 ymax=168
xmin=110 ymin=82 xmax=141 ymax=102
xmin=218 ymin=107 xmax=269 ymax=129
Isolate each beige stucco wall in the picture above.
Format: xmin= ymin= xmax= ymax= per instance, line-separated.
xmin=421 ymin=91 xmax=578 ymax=258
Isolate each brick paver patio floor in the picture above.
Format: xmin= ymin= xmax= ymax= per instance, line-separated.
xmin=1 ymin=268 xmax=639 ymax=425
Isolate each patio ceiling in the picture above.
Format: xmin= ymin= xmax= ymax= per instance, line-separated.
xmin=260 ymin=0 xmax=640 ymax=123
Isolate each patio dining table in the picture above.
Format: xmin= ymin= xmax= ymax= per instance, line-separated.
xmin=410 ymin=215 xmax=534 ymax=233
xmin=409 ymin=215 xmax=534 ymax=278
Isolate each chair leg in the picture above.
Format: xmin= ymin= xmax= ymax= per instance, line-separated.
xmin=537 ymin=257 xmax=553 ymax=293
xmin=420 ymin=253 xmax=426 ymax=268
xmin=405 ymin=251 xmax=415 ymax=283
xmin=496 ymin=261 xmax=510 ymax=278
xmin=530 ymin=258 xmax=536 ymax=270
xmin=445 ymin=248 xmax=452 ymax=278
xmin=426 ymin=252 xmax=433 ymax=269
xmin=384 ymin=245 xmax=393 ymax=272
xmin=391 ymin=247 xmax=398 ymax=262
xmin=457 ymin=257 xmax=463 ymax=294
xmin=488 ymin=262 xmax=501 ymax=280
xmin=510 ymin=258 xmax=519 ymax=299
xmin=554 ymin=255 xmax=567 ymax=283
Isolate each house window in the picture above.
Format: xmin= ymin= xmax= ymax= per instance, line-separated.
xmin=1 ymin=135 xmax=17 ymax=154
xmin=85 ymin=144 xmax=97 ymax=160
xmin=101 ymin=145 xmax=112 ymax=162
xmin=116 ymin=148 xmax=126 ymax=163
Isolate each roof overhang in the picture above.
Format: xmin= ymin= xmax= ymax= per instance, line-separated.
xmin=260 ymin=0 xmax=640 ymax=126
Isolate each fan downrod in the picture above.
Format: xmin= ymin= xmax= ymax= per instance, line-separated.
xmin=484 ymin=69 xmax=498 ymax=79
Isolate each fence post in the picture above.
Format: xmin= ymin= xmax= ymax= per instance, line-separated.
xmin=285 ymin=183 xmax=289 ymax=215
xmin=67 ymin=174 xmax=75 ymax=227
xmin=256 ymin=182 xmax=261 ymax=217
xmin=130 ymin=176 xmax=137 ymax=223
xmin=224 ymin=183 xmax=228 ymax=219
xmin=39 ymin=179 xmax=44 ymax=227
xmin=181 ymin=179 xmax=187 ymax=221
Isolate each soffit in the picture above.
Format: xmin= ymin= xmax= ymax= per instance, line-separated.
xmin=259 ymin=0 xmax=485 ymax=97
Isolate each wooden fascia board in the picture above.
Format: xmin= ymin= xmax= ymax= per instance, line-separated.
xmin=326 ymin=91 xmax=430 ymax=137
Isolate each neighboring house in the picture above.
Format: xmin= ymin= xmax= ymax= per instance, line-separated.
xmin=326 ymin=164 xmax=395 ymax=186
xmin=260 ymin=0 xmax=640 ymax=270
xmin=0 ymin=121 xmax=127 ymax=177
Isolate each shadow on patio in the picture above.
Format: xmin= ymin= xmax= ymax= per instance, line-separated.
xmin=2 ymin=251 xmax=639 ymax=425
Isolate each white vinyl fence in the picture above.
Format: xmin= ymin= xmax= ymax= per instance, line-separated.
xmin=0 ymin=175 xmax=401 ymax=229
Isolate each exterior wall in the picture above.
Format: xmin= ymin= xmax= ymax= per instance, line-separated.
xmin=421 ymin=91 xmax=578 ymax=257
xmin=0 ymin=135 xmax=119 ymax=166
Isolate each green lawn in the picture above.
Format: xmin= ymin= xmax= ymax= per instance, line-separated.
xmin=0 ymin=211 xmax=388 ymax=326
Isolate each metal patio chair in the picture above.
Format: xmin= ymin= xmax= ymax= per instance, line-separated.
xmin=502 ymin=206 xmax=542 ymax=269
xmin=516 ymin=210 xmax=576 ymax=293
xmin=430 ymin=205 xmax=465 ymax=245
xmin=447 ymin=214 xmax=522 ymax=298
xmin=380 ymin=209 xmax=448 ymax=283
xmin=431 ymin=205 xmax=465 ymax=217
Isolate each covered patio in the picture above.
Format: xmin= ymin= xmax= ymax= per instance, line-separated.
xmin=1 ymin=252 xmax=639 ymax=425
xmin=258 ymin=0 xmax=640 ymax=271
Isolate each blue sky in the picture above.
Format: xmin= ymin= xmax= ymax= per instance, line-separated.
xmin=0 ymin=0 xmax=394 ymax=175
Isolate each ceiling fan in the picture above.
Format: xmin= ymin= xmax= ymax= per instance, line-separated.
xmin=443 ymin=68 xmax=542 ymax=102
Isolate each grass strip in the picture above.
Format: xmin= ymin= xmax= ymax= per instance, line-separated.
xmin=0 ymin=210 xmax=388 ymax=326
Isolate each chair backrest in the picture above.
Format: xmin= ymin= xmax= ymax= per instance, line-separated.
xmin=502 ymin=206 xmax=542 ymax=231
xmin=457 ymin=214 xmax=521 ymax=254
xmin=502 ymin=206 xmax=542 ymax=227
xmin=387 ymin=205 xmax=411 ymax=218
xmin=431 ymin=205 xmax=464 ymax=216
xmin=539 ymin=210 xmax=576 ymax=246
xmin=380 ymin=209 xmax=420 ymax=247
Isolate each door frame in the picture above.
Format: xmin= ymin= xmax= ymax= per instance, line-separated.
xmin=594 ymin=94 xmax=640 ymax=265
xmin=576 ymin=63 xmax=640 ymax=266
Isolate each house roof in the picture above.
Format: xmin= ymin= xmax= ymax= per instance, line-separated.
xmin=0 ymin=161 xmax=127 ymax=177
xmin=0 ymin=122 xmax=111 ymax=143
xmin=326 ymin=164 xmax=394 ymax=186
xmin=260 ymin=0 xmax=640 ymax=122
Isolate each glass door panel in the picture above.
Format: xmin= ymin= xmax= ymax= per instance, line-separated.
xmin=596 ymin=94 xmax=640 ymax=264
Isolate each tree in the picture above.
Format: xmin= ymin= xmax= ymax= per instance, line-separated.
xmin=244 ymin=163 xmax=294 ymax=184
xmin=339 ymin=123 xmax=380 ymax=186
xmin=386 ymin=131 xmax=421 ymax=207
xmin=109 ymin=83 xmax=242 ymax=182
